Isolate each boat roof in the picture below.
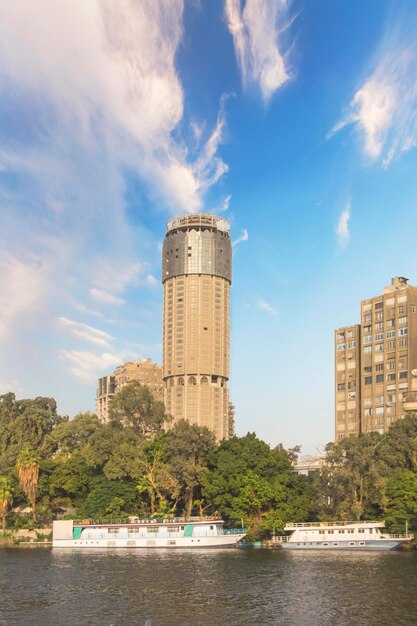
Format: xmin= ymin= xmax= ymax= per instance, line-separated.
xmin=284 ymin=520 xmax=386 ymax=530
xmin=73 ymin=517 xmax=224 ymax=528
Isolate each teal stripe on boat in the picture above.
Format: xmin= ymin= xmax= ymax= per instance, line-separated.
xmin=183 ymin=525 xmax=194 ymax=537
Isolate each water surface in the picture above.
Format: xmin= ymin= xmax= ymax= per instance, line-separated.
xmin=0 ymin=547 xmax=416 ymax=625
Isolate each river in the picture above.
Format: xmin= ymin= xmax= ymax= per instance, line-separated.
xmin=0 ymin=547 xmax=416 ymax=625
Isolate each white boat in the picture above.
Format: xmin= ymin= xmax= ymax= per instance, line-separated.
xmin=53 ymin=517 xmax=246 ymax=548
xmin=273 ymin=520 xmax=413 ymax=550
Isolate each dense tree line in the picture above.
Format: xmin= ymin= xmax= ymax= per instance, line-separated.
xmin=0 ymin=385 xmax=416 ymax=539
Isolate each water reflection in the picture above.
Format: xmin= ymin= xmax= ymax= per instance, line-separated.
xmin=0 ymin=548 xmax=416 ymax=625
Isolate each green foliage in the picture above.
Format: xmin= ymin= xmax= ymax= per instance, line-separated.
xmin=385 ymin=469 xmax=417 ymax=532
xmin=78 ymin=478 xmax=139 ymax=519
xmin=108 ymin=381 xmax=169 ymax=436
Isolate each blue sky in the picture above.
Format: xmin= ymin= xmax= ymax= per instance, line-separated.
xmin=1 ymin=1 xmax=417 ymax=455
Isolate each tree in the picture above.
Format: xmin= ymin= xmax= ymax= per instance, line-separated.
xmin=17 ymin=447 xmax=40 ymax=520
xmin=166 ymin=421 xmax=216 ymax=517
xmin=136 ymin=437 xmax=178 ymax=515
xmin=201 ymin=433 xmax=307 ymax=538
xmin=108 ymin=381 xmax=169 ymax=437
xmin=79 ymin=478 xmax=138 ymax=519
xmin=0 ymin=477 xmax=13 ymax=532
xmin=314 ymin=433 xmax=387 ymax=521
xmin=385 ymin=469 xmax=417 ymax=533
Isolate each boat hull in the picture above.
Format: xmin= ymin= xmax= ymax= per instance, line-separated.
xmin=281 ymin=539 xmax=405 ymax=551
xmin=53 ymin=534 xmax=246 ymax=549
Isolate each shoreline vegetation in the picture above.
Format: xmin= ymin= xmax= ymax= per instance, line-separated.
xmin=1 ymin=384 xmax=417 ymax=544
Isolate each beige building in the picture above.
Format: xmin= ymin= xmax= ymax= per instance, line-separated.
xmin=162 ymin=213 xmax=232 ymax=440
xmin=96 ymin=358 xmax=163 ymax=422
xmin=335 ymin=277 xmax=417 ymax=440
xmin=335 ymin=324 xmax=361 ymax=440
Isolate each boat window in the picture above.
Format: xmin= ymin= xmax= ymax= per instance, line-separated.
xmin=333 ymin=543 xmax=338 ymax=546
xmin=338 ymin=530 xmax=344 ymax=534
xmin=168 ymin=526 xmax=179 ymax=532
xmin=112 ymin=528 xmax=119 ymax=534
xmin=359 ymin=541 xmax=365 ymax=546
xmin=319 ymin=530 xmax=325 ymax=534
xmin=210 ymin=526 xmax=214 ymax=530
xmin=147 ymin=527 xmax=159 ymax=533
xmin=349 ymin=542 xmax=355 ymax=546
xmin=328 ymin=530 xmax=334 ymax=534
xmin=347 ymin=530 xmax=354 ymax=533
xmin=180 ymin=526 xmax=185 ymax=530
xmin=369 ymin=529 xmax=373 ymax=534
xmin=323 ymin=542 xmax=328 ymax=546
xmin=358 ymin=529 xmax=365 ymax=533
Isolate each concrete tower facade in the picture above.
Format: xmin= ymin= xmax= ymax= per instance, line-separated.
xmin=162 ymin=213 xmax=232 ymax=440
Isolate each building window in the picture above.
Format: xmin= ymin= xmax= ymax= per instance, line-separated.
xmin=386 ymin=373 xmax=396 ymax=382
xmin=374 ymin=333 xmax=384 ymax=341
xmin=398 ymin=328 xmax=408 ymax=336
xmin=386 ymin=319 xmax=395 ymax=328
xmin=364 ymin=366 xmax=372 ymax=373
xmin=364 ymin=346 xmax=372 ymax=354
xmin=375 ymin=344 xmax=384 ymax=352
xmin=365 ymin=377 xmax=372 ymax=385
xmin=363 ymin=325 xmax=372 ymax=333
xmin=201 ymin=376 xmax=208 ymax=384
xmin=398 ymin=371 xmax=408 ymax=379
xmin=364 ymin=336 xmax=373 ymax=344
xmin=399 ymin=338 xmax=408 ymax=347
xmin=375 ymin=302 xmax=383 ymax=309
xmin=387 ymin=340 xmax=395 ymax=349
xmin=178 ymin=377 xmax=184 ymax=386
xmin=337 ymin=383 xmax=346 ymax=391
xmin=375 ymin=364 xmax=384 ymax=372
xmin=376 ymin=375 xmax=384 ymax=383
xmin=364 ymin=408 xmax=373 ymax=416
xmin=188 ymin=376 xmax=197 ymax=385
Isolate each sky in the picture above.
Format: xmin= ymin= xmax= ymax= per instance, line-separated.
xmin=2 ymin=0 xmax=417 ymax=456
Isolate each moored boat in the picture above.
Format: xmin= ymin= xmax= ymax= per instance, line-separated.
xmin=273 ymin=521 xmax=413 ymax=550
xmin=53 ymin=517 xmax=246 ymax=548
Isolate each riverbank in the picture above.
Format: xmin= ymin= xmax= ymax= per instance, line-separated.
xmin=0 ymin=527 xmax=52 ymax=546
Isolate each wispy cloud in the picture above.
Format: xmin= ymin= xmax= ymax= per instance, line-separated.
xmin=233 ymin=229 xmax=249 ymax=247
xmin=58 ymin=317 xmax=114 ymax=348
xmin=0 ymin=251 xmax=45 ymax=340
xmin=225 ymin=0 xmax=292 ymax=101
xmin=59 ymin=349 xmax=123 ymax=385
xmin=336 ymin=202 xmax=351 ymax=249
xmin=330 ymin=19 xmax=417 ymax=166
xmin=145 ymin=274 xmax=158 ymax=287
xmin=256 ymin=299 xmax=278 ymax=315
xmin=90 ymin=288 xmax=125 ymax=307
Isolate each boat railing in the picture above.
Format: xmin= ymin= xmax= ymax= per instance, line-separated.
xmin=380 ymin=533 xmax=414 ymax=540
xmin=73 ymin=516 xmax=222 ymax=526
xmin=271 ymin=536 xmax=289 ymax=543
xmin=285 ymin=520 xmax=383 ymax=528
xmin=223 ymin=528 xmax=246 ymax=535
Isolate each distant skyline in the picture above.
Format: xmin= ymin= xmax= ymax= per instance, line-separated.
xmin=2 ymin=1 xmax=417 ymax=455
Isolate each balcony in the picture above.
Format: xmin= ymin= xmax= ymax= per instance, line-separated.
xmin=403 ymin=391 xmax=417 ymax=412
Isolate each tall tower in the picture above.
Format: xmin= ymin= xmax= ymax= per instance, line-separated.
xmin=162 ymin=213 xmax=232 ymax=440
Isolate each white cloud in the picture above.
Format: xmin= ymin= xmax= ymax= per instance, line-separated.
xmin=331 ymin=28 xmax=417 ymax=166
xmin=0 ymin=251 xmax=45 ymax=339
xmin=225 ymin=0 xmax=292 ymax=101
xmin=145 ymin=274 xmax=158 ymax=286
xmin=256 ymin=299 xmax=278 ymax=315
xmin=336 ymin=202 xmax=351 ymax=249
xmin=0 ymin=1 xmax=229 ymax=212
xmin=0 ymin=378 xmax=23 ymax=395
xmin=216 ymin=194 xmax=232 ymax=212
xmin=58 ymin=317 xmax=114 ymax=348
xmin=59 ymin=349 xmax=123 ymax=385
xmin=90 ymin=288 xmax=126 ymax=306
xmin=233 ymin=229 xmax=249 ymax=247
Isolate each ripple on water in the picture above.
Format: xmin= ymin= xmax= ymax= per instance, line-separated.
xmin=0 ymin=548 xmax=416 ymax=625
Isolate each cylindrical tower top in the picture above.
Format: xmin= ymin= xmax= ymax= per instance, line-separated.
xmin=162 ymin=212 xmax=232 ymax=283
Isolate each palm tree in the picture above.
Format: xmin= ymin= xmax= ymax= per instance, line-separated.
xmin=17 ymin=447 xmax=40 ymax=521
xmin=0 ymin=477 xmax=13 ymax=533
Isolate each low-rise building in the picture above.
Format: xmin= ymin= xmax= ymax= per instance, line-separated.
xmin=96 ymin=358 xmax=163 ymax=422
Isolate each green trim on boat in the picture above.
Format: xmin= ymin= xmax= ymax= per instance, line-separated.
xmin=73 ymin=527 xmax=83 ymax=539
xmin=183 ymin=524 xmax=194 ymax=537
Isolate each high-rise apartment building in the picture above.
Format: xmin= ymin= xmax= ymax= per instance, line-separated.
xmin=96 ymin=358 xmax=163 ymax=422
xmin=162 ymin=213 xmax=232 ymax=440
xmin=335 ymin=277 xmax=417 ymax=440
